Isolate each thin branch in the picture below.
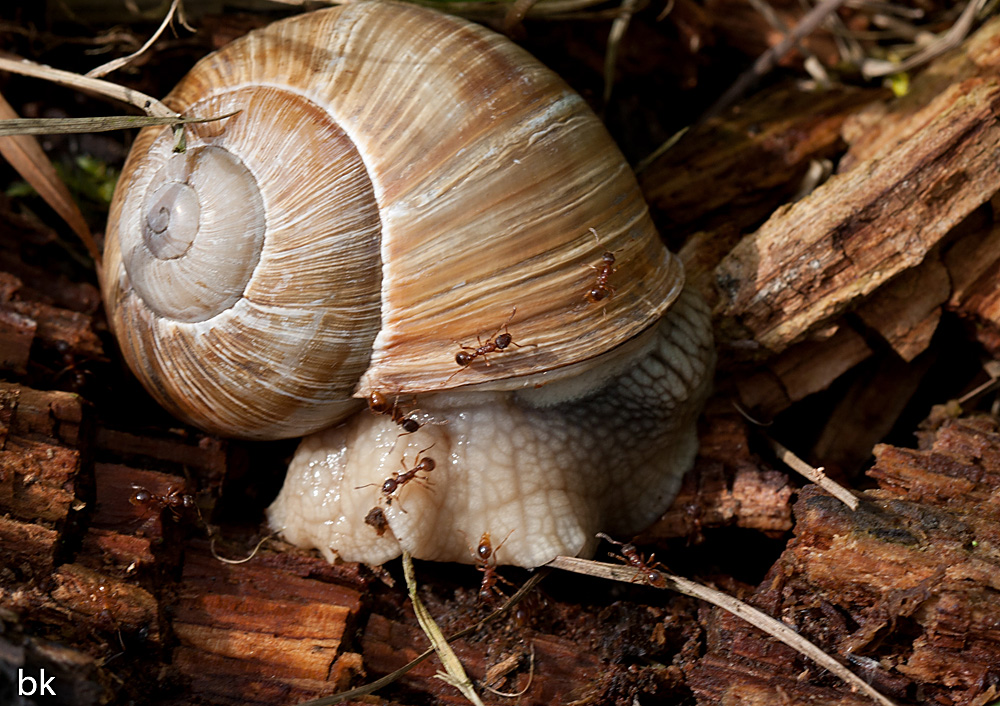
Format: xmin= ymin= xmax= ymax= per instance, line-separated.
xmin=86 ymin=0 xmax=184 ymax=78
xmin=771 ymin=439 xmax=859 ymax=510
xmin=699 ymin=0 xmax=848 ymax=123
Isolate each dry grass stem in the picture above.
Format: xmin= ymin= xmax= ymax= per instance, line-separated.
xmin=0 ymin=112 xmax=239 ymax=137
xmin=86 ymin=0 xmax=185 ymax=78
xmin=860 ymin=0 xmax=989 ymax=78
xmin=296 ymin=569 xmax=549 ymax=705
xmin=771 ymin=439 xmax=859 ymax=510
xmin=546 ymin=555 xmax=898 ymax=706
xmin=0 ymin=91 xmax=100 ymax=265
xmin=402 ymin=552 xmax=485 ymax=706
xmin=603 ymin=0 xmax=641 ymax=104
xmin=0 ymin=55 xmax=177 ymax=118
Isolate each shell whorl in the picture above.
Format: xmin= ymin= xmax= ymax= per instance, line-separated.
xmin=123 ymin=146 xmax=265 ymax=322
xmin=104 ymin=83 xmax=384 ymax=439
xmin=102 ymin=2 xmax=684 ymax=440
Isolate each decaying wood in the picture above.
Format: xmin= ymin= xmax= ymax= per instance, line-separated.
xmin=641 ymin=84 xmax=883 ymax=250
xmin=688 ymin=415 xmax=1000 ymax=706
xmin=711 ymin=16 xmax=1000 ymax=362
xmin=639 ymin=413 xmax=794 ymax=542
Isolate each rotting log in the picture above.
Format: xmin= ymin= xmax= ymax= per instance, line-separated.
xmin=712 ymin=16 xmax=1000 ymax=362
xmin=688 ymin=414 xmax=1000 ymax=706
xmin=639 ymin=413 xmax=794 ymax=543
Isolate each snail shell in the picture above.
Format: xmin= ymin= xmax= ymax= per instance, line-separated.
xmin=101 ymin=1 xmax=685 ymax=440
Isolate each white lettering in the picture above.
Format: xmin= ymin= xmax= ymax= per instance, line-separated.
xmin=18 ymin=668 xmax=55 ymax=696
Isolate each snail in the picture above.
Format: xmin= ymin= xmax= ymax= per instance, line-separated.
xmin=101 ymin=1 xmax=715 ymax=568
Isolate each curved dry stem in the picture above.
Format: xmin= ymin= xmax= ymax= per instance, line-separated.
xmin=296 ymin=569 xmax=549 ymax=706
xmin=546 ymin=555 xmax=897 ymax=706
xmin=0 ymin=55 xmax=177 ymax=118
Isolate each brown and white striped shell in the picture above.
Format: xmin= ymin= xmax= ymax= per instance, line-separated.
xmin=101 ymin=1 xmax=684 ymax=440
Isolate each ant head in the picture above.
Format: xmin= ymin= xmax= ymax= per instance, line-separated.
xmin=477 ymin=532 xmax=493 ymax=561
xmin=368 ymin=391 xmax=391 ymax=413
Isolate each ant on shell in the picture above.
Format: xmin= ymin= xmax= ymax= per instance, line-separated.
xmin=583 ymin=228 xmax=618 ymax=305
xmin=451 ymin=307 xmax=522 ymax=373
xmin=355 ymin=446 xmax=436 ymax=512
xmin=596 ymin=532 xmax=668 ymax=589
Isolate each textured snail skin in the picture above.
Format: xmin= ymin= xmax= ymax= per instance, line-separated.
xmin=267 ymin=288 xmax=714 ymax=568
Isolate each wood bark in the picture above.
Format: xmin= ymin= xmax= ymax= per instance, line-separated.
xmin=688 ymin=415 xmax=1000 ymax=706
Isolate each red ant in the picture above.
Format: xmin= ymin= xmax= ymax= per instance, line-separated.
xmin=452 ymin=307 xmax=521 ymax=369
xmin=583 ymin=229 xmax=617 ymax=304
xmin=471 ymin=530 xmax=514 ymax=602
xmin=355 ymin=446 xmax=436 ymax=512
xmin=596 ymin=532 xmax=668 ymax=589
xmin=368 ymin=391 xmax=421 ymax=435
xmin=129 ymin=483 xmax=195 ymax=520
xmin=585 ymin=251 xmax=617 ymax=303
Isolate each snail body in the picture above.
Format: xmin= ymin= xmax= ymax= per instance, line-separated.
xmin=102 ymin=2 xmax=714 ymax=567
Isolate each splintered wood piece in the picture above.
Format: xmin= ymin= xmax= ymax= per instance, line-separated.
xmin=0 ymin=515 xmax=59 ymax=578
xmin=641 ymin=84 xmax=882 ymax=245
xmin=713 ymin=18 xmax=1000 ymax=357
xmin=689 ymin=416 xmax=1000 ymax=705
xmin=166 ymin=544 xmax=368 ymax=705
xmin=945 ymin=201 xmax=1000 ymax=355
xmin=853 ymin=254 xmax=950 ymax=362
xmin=733 ymin=323 xmax=871 ymax=417
xmin=0 ymin=383 xmax=84 ymax=446
xmin=48 ymin=563 xmax=161 ymax=644
xmin=0 ymin=307 xmax=35 ymax=374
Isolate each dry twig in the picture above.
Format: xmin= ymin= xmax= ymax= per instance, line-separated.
xmin=86 ymin=0 xmax=186 ymax=78
xmin=546 ymin=554 xmax=896 ymax=706
xmin=771 ymin=439 xmax=859 ymax=510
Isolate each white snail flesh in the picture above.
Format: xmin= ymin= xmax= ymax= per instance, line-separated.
xmin=101 ymin=2 xmax=715 ymax=568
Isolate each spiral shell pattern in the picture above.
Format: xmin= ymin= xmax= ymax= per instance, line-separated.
xmin=102 ymin=2 xmax=684 ymax=439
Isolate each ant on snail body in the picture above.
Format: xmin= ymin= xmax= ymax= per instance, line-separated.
xmin=469 ymin=530 xmax=515 ymax=602
xmin=355 ymin=446 xmax=436 ymax=512
xmin=367 ymin=390 xmax=421 ymax=435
